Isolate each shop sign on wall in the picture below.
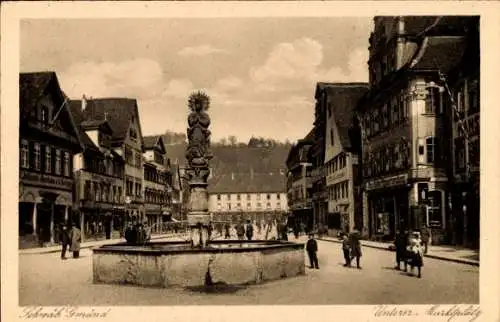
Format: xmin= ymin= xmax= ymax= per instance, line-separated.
xmin=366 ymin=174 xmax=408 ymax=191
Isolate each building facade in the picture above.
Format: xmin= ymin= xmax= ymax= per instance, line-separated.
xmin=447 ymin=17 xmax=480 ymax=248
xmin=143 ymin=135 xmax=173 ymax=232
xmin=322 ymin=83 xmax=368 ymax=236
xmin=77 ymin=98 xmax=146 ymax=222
xmin=69 ymin=100 xmax=125 ymax=240
xmin=208 ymin=171 xmax=288 ymax=223
xmin=19 ymin=72 xmax=82 ymax=248
xmin=357 ymin=16 xmax=473 ymax=243
xmin=285 ymin=131 xmax=314 ymax=230
xmin=310 ymin=84 xmax=329 ymax=231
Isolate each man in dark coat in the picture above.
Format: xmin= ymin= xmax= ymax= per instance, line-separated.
xmin=236 ymin=222 xmax=245 ymax=240
xmin=349 ymin=229 xmax=362 ymax=269
xmin=60 ymin=224 xmax=70 ymax=260
xmin=394 ymin=230 xmax=408 ymax=270
xmin=420 ymin=224 xmax=431 ymax=254
xmin=245 ymin=220 xmax=254 ymax=240
xmin=306 ymin=233 xmax=319 ymax=269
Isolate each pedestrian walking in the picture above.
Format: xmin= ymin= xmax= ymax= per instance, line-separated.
xmin=236 ymin=221 xmax=245 ymax=240
xmin=60 ymin=223 xmax=70 ymax=260
xmin=394 ymin=230 xmax=408 ymax=270
xmin=245 ymin=220 xmax=254 ymax=241
xmin=349 ymin=229 xmax=362 ymax=269
xmin=69 ymin=223 xmax=81 ymax=259
xmin=420 ymin=224 xmax=431 ymax=254
xmin=306 ymin=233 xmax=319 ymax=269
xmin=342 ymin=233 xmax=351 ymax=267
xmin=293 ymin=224 xmax=300 ymax=239
xmin=224 ymin=222 xmax=231 ymax=239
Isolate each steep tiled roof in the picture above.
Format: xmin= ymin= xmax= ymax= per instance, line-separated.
xmin=410 ymin=36 xmax=467 ymax=73
xmin=325 ymin=84 xmax=368 ymax=150
xmin=208 ymin=172 xmax=286 ymax=194
xmin=20 ymin=72 xmax=82 ymax=148
xmin=67 ymin=101 xmax=100 ymax=152
xmin=20 ymin=72 xmax=57 ymax=117
xmin=143 ymin=135 xmax=162 ymax=150
xmin=72 ymin=98 xmax=141 ymax=145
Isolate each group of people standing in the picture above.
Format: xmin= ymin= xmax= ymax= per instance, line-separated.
xmin=59 ymin=223 xmax=82 ymax=260
xmin=393 ymin=225 xmax=430 ymax=278
xmin=341 ymin=230 xmax=363 ymax=269
xmin=124 ymin=221 xmax=152 ymax=245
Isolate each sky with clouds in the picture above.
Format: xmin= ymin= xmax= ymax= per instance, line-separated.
xmin=21 ymin=18 xmax=373 ymax=143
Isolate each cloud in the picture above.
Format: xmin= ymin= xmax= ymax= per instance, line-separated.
xmin=320 ymin=48 xmax=369 ymax=82
xmin=250 ymin=38 xmax=323 ymax=84
xmin=58 ymin=58 xmax=164 ymax=99
xmin=178 ymin=45 xmax=228 ymax=57
xmin=162 ymin=79 xmax=195 ymax=100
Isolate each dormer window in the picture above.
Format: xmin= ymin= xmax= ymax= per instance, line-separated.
xmin=40 ymin=106 xmax=50 ymax=125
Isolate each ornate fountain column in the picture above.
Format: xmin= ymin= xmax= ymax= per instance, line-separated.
xmin=185 ymin=91 xmax=213 ymax=248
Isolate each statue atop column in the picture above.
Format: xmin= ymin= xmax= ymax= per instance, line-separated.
xmin=185 ymin=91 xmax=212 ymax=248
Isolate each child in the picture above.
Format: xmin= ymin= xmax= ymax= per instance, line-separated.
xmin=342 ymin=234 xmax=351 ymax=267
xmin=306 ymin=233 xmax=319 ymax=269
xmin=405 ymin=233 xmax=423 ymax=278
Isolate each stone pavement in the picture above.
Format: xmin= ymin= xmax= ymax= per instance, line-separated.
xmin=318 ymin=236 xmax=479 ymax=266
xmin=19 ymin=238 xmax=479 ymax=305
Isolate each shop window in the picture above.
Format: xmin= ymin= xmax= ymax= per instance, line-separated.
xmin=427 ymin=191 xmax=443 ymax=228
xmin=21 ymin=140 xmax=29 ymax=169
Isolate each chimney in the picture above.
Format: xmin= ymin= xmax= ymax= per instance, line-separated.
xmin=250 ymin=168 xmax=254 ymax=180
xmin=231 ymin=172 xmax=235 ymax=180
xmin=81 ymin=94 xmax=87 ymax=111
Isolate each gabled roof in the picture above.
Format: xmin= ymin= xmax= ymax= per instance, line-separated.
xmin=358 ymin=34 xmax=467 ymax=111
xmin=20 ymin=72 xmax=83 ymax=149
xmin=143 ymin=135 xmax=166 ymax=154
xmin=325 ymin=84 xmax=368 ymax=150
xmin=72 ymin=98 xmax=143 ymax=146
xmin=67 ymin=101 xmax=100 ymax=152
xmin=409 ymin=36 xmax=467 ymax=73
xmin=208 ymin=172 xmax=286 ymax=194
xmin=20 ymin=72 xmax=57 ymax=118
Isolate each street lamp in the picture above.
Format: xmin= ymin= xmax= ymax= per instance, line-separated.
xmin=125 ymin=195 xmax=131 ymax=227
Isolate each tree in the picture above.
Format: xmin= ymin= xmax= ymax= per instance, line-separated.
xmin=228 ymin=135 xmax=237 ymax=146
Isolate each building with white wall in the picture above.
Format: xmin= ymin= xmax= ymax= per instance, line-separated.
xmin=208 ymin=171 xmax=288 ymax=223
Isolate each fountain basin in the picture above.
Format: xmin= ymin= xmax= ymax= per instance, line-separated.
xmin=92 ymin=240 xmax=305 ymax=288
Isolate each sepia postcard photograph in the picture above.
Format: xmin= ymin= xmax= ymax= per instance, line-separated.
xmin=2 ymin=2 xmax=499 ymax=322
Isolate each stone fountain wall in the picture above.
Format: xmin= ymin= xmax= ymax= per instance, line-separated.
xmin=92 ymin=241 xmax=305 ymax=288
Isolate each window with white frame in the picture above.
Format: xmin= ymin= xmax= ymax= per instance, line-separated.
xmin=427 ymin=191 xmax=443 ymax=228
xmin=63 ymin=151 xmax=70 ymax=176
xmin=425 ymin=86 xmax=443 ymax=114
xmin=44 ymin=146 xmax=52 ymax=173
xmin=426 ymin=137 xmax=437 ymax=163
xmin=21 ymin=140 xmax=29 ymax=169
xmin=33 ymin=143 xmax=41 ymax=171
